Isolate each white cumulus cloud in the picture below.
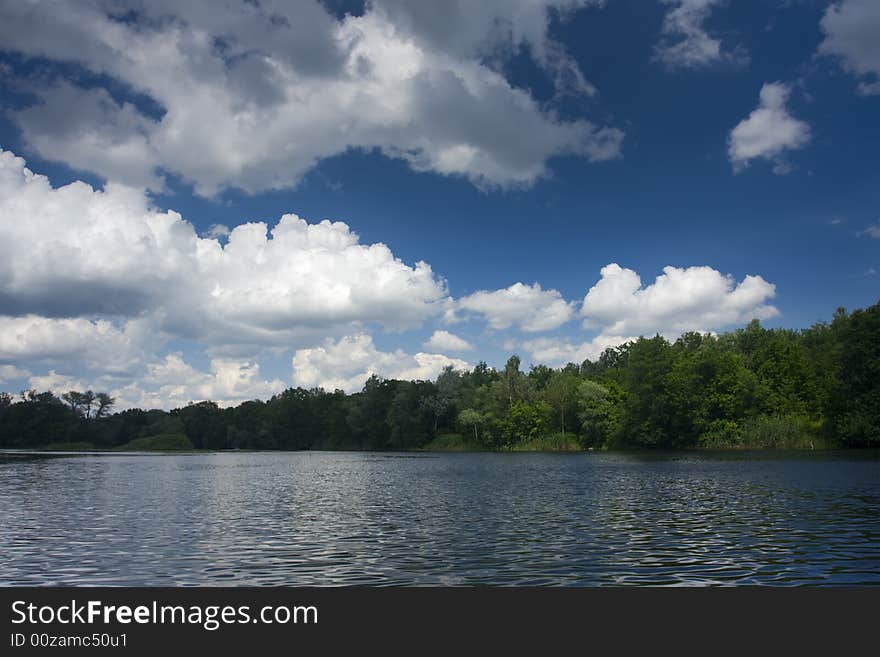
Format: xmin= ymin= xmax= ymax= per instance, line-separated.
xmin=0 ymin=149 xmax=450 ymax=352
xmin=131 ymin=355 xmax=286 ymax=409
xmin=203 ymin=224 xmax=231 ymax=240
xmin=655 ymin=0 xmax=746 ymax=69
xmin=27 ymin=370 xmax=88 ymax=397
xmin=0 ymin=0 xmax=622 ymax=194
xmin=580 ymin=263 xmax=779 ymax=336
xmin=728 ymin=83 xmax=811 ymax=174
xmin=819 ymin=0 xmax=880 ymax=95
xmin=424 ymin=330 xmax=474 ymax=352
xmin=0 ymin=315 xmax=152 ymax=374
xmin=24 ymin=356 xmax=286 ymax=410
xmin=458 ymin=282 xmax=575 ymax=332
xmin=0 ymin=364 xmax=31 ymax=384
xmin=370 ymin=0 xmax=605 ymax=96
xmin=292 ymin=334 xmax=470 ymax=393
xmin=0 ymin=150 xmax=786 ymax=409
xmin=519 ymin=334 xmax=635 ymax=367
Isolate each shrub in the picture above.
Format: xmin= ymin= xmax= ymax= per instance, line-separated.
xmin=424 ymin=433 xmax=482 ymax=451
xmin=510 ymin=432 xmax=582 ymax=451
xmin=116 ymin=433 xmax=194 ymax=451
xmin=700 ymin=414 xmax=823 ymax=449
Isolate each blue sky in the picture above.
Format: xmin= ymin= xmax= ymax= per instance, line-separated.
xmin=0 ymin=0 xmax=877 ymax=408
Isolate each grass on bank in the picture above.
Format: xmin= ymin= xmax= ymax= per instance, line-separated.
xmin=423 ymin=433 xmax=483 ymax=451
xmin=697 ymin=414 xmax=838 ymax=450
xmin=40 ymin=433 xmax=195 ymax=452
xmin=114 ymin=433 xmax=194 ymax=451
xmin=509 ymin=432 xmax=582 ymax=451
xmin=41 ymin=441 xmax=100 ymax=451
xmin=424 ymin=431 xmax=583 ymax=451
xmin=37 ymin=417 xmax=839 ymax=453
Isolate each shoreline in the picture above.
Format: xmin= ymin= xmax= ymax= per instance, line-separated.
xmin=2 ymin=445 xmax=875 ymax=456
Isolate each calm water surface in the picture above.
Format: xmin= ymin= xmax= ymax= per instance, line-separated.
xmin=1 ymin=451 xmax=878 ymax=586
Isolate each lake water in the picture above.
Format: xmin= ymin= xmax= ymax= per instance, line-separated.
xmin=1 ymin=451 xmax=878 ymax=586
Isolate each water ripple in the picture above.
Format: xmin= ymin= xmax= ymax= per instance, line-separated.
xmin=0 ymin=451 xmax=878 ymax=586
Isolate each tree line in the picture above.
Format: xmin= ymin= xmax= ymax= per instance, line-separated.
xmin=0 ymin=301 xmax=877 ymax=450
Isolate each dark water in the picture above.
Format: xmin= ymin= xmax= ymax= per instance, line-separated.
xmin=1 ymin=450 xmax=878 ymax=586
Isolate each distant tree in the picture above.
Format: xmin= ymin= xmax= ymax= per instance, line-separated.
xmin=500 ymin=355 xmax=528 ymax=408
xmin=458 ymin=408 xmax=486 ymax=444
xmin=675 ymin=331 xmax=709 ymax=353
xmin=528 ymin=364 xmax=554 ymax=391
xmin=503 ymin=355 xmax=520 ymax=407
xmin=576 ymin=380 xmax=617 ymax=447
xmin=1 ymin=300 xmax=878 ymax=452
xmin=827 ymin=303 xmax=880 ymax=445
xmin=617 ymin=336 xmax=676 ymax=447
xmin=424 ymin=365 xmax=465 ymax=432
xmin=62 ymin=391 xmax=87 ymax=416
xmin=60 ymin=390 xmax=113 ymax=420
xmin=467 ymin=361 xmax=497 ymax=389
xmin=545 ymin=370 xmax=580 ymax=437
xmin=388 ymin=381 xmax=434 ymax=448
xmin=94 ymin=393 xmax=116 ymax=419
xmin=500 ymin=400 xmax=550 ymax=447
xmin=347 ymin=375 xmax=399 ymax=449
xmin=419 ymin=393 xmax=449 ymax=435
xmin=665 ymin=339 xmax=760 ymax=446
xmin=174 ymin=401 xmax=224 ymax=449
xmin=82 ymin=390 xmax=96 ymax=419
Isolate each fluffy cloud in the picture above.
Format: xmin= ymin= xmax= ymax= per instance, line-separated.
xmin=371 ymin=0 xmax=596 ymax=59
xmin=0 ymin=364 xmax=31 ymax=384
xmin=424 ymin=330 xmax=474 ymax=352
xmin=581 ymin=263 xmax=778 ymax=336
xmin=862 ymin=223 xmax=880 ymax=239
xmin=654 ymin=0 xmax=745 ymax=69
xmin=129 ymin=355 xmax=286 ymax=409
xmin=23 ymin=356 xmax=285 ymax=410
xmin=0 ymin=149 xmax=449 ymax=351
xmin=819 ymin=0 xmax=880 ymax=95
xmin=1 ymin=1 xmax=622 ymax=194
xmin=0 ymin=315 xmax=151 ymax=374
xmin=292 ymin=334 xmax=470 ymax=393
xmin=0 ymin=150 xmax=785 ymax=409
xmin=0 ymin=147 xmax=459 ymax=406
xmin=203 ymin=224 xmax=231 ymax=241
xmin=370 ymin=0 xmax=604 ymax=96
xmin=10 ymin=82 xmax=163 ymax=190
xmin=520 ymin=334 xmax=634 ymax=367
xmin=458 ymin=282 xmax=575 ymax=332
xmin=728 ymin=83 xmax=811 ymax=174
xmin=519 ymin=260 xmax=778 ymax=367
xmin=27 ymin=370 xmax=88 ymax=396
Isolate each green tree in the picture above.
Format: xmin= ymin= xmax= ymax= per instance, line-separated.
xmin=174 ymin=401 xmax=225 ymax=449
xmin=346 ymin=375 xmax=400 ymax=449
xmin=527 ymin=364 xmax=554 ymax=392
xmin=458 ymin=408 xmax=486 ymax=444
xmin=62 ymin=391 xmax=87 ymax=416
xmin=500 ymin=355 xmax=528 ymax=408
xmin=94 ymin=393 xmax=115 ymax=419
xmin=617 ymin=336 xmax=676 ymax=447
xmin=666 ymin=337 xmax=760 ymax=446
xmin=544 ymin=370 xmax=580 ymax=438
xmin=499 ymin=400 xmax=550 ymax=447
xmin=576 ymin=379 xmax=623 ymax=447
xmin=827 ymin=303 xmax=880 ymax=445
xmin=388 ymin=381 xmax=434 ymax=448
